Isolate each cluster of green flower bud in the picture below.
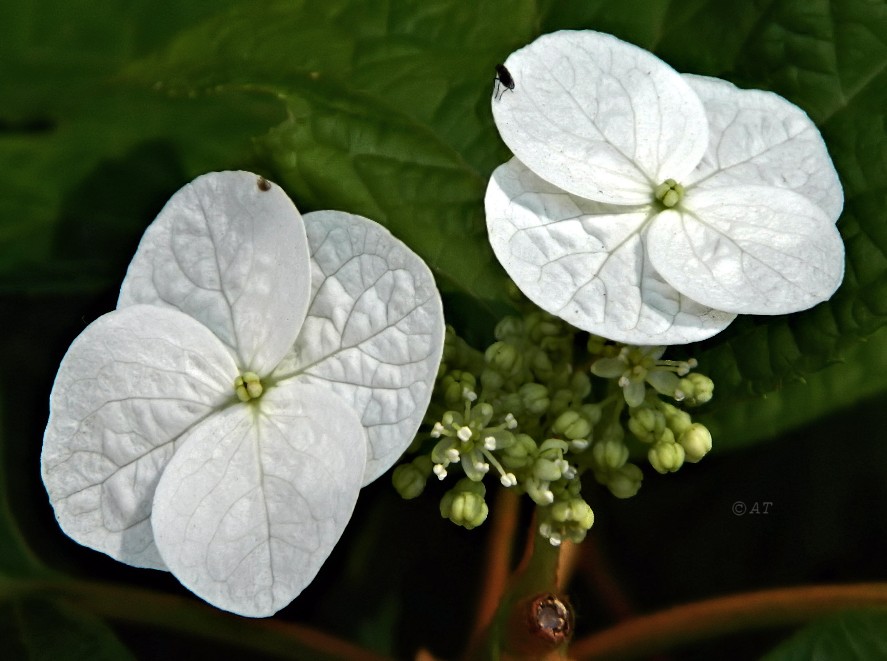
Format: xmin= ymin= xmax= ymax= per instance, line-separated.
xmin=393 ymin=296 xmax=715 ymax=547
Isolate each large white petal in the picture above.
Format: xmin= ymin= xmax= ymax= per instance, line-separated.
xmin=273 ymin=211 xmax=445 ymax=485
xmin=684 ymin=74 xmax=844 ymax=222
xmin=486 ymin=158 xmax=735 ymax=344
xmin=151 ymin=383 xmax=366 ymax=618
xmin=118 ymin=171 xmax=311 ymax=374
xmin=648 ymin=186 xmax=845 ymax=314
xmin=492 ymin=30 xmax=708 ymax=205
xmin=41 ymin=305 xmax=237 ymax=569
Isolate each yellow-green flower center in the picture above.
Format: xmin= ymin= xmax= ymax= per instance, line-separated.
xmin=235 ymin=372 xmax=264 ymax=402
xmin=654 ymin=179 xmax=684 ymax=208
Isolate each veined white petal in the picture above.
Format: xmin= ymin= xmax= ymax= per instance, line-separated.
xmin=41 ymin=305 xmax=237 ymax=569
xmin=486 ymin=158 xmax=735 ymax=345
xmin=118 ymin=171 xmax=311 ymax=375
xmin=684 ymin=74 xmax=843 ymax=222
xmin=151 ymin=383 xmax=366 ymax=618
xmin=648 ymin=186 xmax=845 ymax=314
xmin=492 ymin=30 xmax=708 ymax=204
xmin=274 ymin=211 xmax=445 ymax=485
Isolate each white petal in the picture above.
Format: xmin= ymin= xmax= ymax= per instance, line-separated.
xmin=492 ymin=30 xmax=708 ymax=204
xmin=647 ymin=186 xmax=845 ymax=314
xmin=273 ymin=211 xmax=445 ymax=484
xmin=684 ymin=74 xmax=843 ymax=222
xmin=41 ymin=305 xmax=237 ymax=569
xmin=118 ymin=171 xmax=311 ymax=374
xmin=486 ymin=158 xmax=735 ymax=345
xmin=151 ymin=383 xmax=366 ymax=618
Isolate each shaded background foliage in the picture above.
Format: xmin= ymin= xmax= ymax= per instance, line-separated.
xmin=1 ymin=0 xmax=885 ymax=658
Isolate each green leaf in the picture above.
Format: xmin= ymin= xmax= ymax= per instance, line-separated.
xmin=0 ymin=598 xmax=134 ymax=661
xmin=700 ymin=324 xmax=887 ymax=450
xmin=761 ymin=610 xmax=887 ymax=661
xmin=123 ymin=0 xmax=540 ymax=335
xmin=0 ymin=0 xmax=281 ymax=292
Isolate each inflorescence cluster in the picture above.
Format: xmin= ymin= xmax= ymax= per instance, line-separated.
xmin=393 ymin=291 xmax=714 ymax=546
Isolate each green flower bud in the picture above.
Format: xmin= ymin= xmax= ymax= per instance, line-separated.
xmin=494 ymin=315 xmax=524 ymax=340
xmin=628 ymin=406 xmax=662 ymax=443
xmin=660 ymin=402 xmax=692 ymax=436
xmin=499 ymin=392 xmax=524 ymax=418
xmin=442 ymin=371 xmax=476 ymax=407
xmin=580 ymin=403 xmax=603 ymax=426
xmin=501 ymin=433 xmax=537 ymax=469
xmin=541 ymin=498 xmax=594 ymax=545
xmin=549 ymin=388 xmax=573 ymax=417
xmin=678 ymin=422 xmax=712 ymax=462
xmin=657 ymin=427 xmax=676 ymax=445
xmin=552 ymin=410 xmax=592 ymax=441
xmin=527 ymin=312 xmax=562 ymax=342
xmin=392 ymin=456 xmax=432 ymax=499
xmin=570 ymin=370 xmax=592 ymax=399
xmin=530 ymin=350 xmax=554 ymax=380
xmin=440 ymin=479 xmax=488 ymax=530
xmin=592 ymin=437 xmax=629 ymax=470
xmin=485 ymin=340 xmax=523 ymax=376
xmin=648 ymin=440 xmax=685 ymax=474
xmin=678 ymin=373 xmax=714 ymax=406
xmin=480 ymin=368 xmax=505 ymax=392
xmin=604 ymin=463 xmax=643 ymax=499
xmin=519 ymin=382 xmax=550 ymax=415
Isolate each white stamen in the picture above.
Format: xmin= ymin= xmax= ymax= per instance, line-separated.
xmin=483 ymin=436 xmax=497 ymax=450
xmin=433 ymin=464 xmax=447 ymax=480
xmin=457 ymin=426 xmax=472 ymax=442
xmin=505 ymin=413 xmax=517 ymax=429
xmin=431 ymin=422 xmax=444 ymax=438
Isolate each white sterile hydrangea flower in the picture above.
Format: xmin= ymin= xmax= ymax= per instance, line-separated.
xmin=42 ymin=171 xmax=444 ymax=617
xmin=486 ymin=30 xmax=845 ymax=345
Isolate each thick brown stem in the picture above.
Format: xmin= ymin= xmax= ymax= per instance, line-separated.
xmin=570 ymin=582 xmax=887 ymax=660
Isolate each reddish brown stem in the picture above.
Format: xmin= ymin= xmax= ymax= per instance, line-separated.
xmin=468 ymin=488 xmax=520 ymax=647
xmin=570 ymin=582 xmax=887 ymax=660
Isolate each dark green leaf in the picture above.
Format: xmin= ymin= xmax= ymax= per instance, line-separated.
xmin=0 ymin=597 xmax=134 ymax=661
xmin=761 ymin=610 xmax=887 ymax=661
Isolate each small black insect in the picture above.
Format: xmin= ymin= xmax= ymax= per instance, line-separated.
xmin=493 ymin=63 xmax=515 ymax=100
xmin=257 ymin=176 xmax=271 ymax=192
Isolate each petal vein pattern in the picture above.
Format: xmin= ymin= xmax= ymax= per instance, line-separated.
xmin=485 ymin=158 xmax=735 ymax=345
xmin=118 ymin=171 xmax=311 ymax=374
xmin=273 ymin=211 xmax=445 ymax=485
xmin=151 ymin=383 xmax=366 ymax=618
xmin=41 ymin=305 xmax=237 ymax=569
xmin=492 ymin=30 xmax=708 ymax=204
xmin=648 ymin=186 xmax=845 ymax=314
xmin=683 ymin=75 xmax=843 ymax=222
